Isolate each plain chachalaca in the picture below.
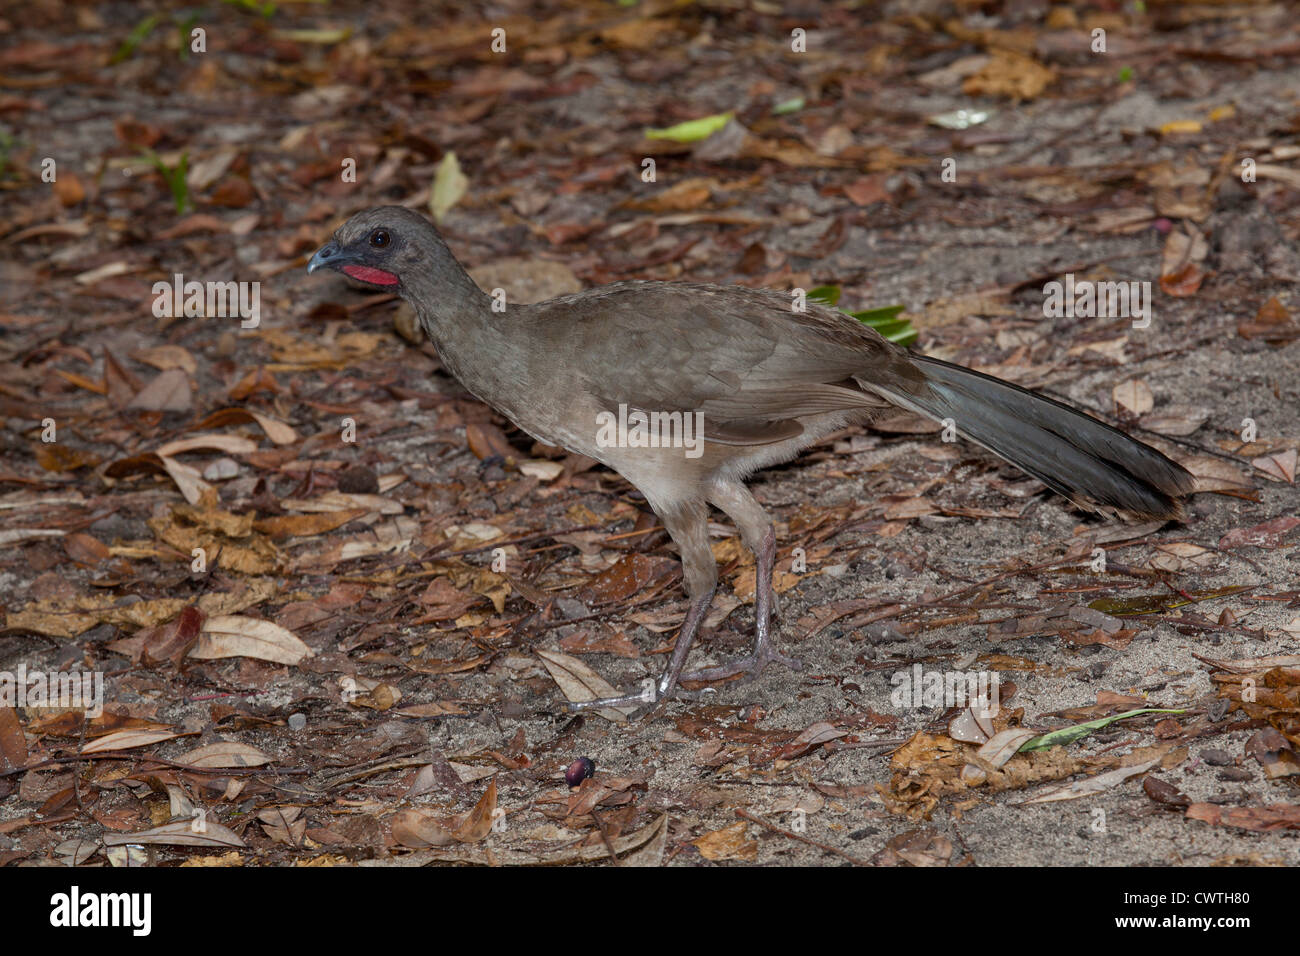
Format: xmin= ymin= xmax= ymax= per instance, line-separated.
xmin=308 ymin=206 xmax=1196 ymax=711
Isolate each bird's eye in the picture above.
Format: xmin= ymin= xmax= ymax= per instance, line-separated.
xmin=369 ymin=229 xmax=390 ymax=248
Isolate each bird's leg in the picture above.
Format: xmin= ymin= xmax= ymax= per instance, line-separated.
xmin=561 ymin=502 xmax=718 ymax=712
xmin=680 ymin=482 xmax=801 ymax=685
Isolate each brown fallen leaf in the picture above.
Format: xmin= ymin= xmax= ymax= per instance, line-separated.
xmin=693 ymin=820 xmax=758 ymax=861
xmin=1218 ymin=516 xmax=1300 ymax=550
xmin=103 ymin=820 xmax=246 ymax=849
xmin=191 ymin=615 xmax=313 ymax=665
xmin=1238 ymin=296 xmax=1299 ymax=346
xmin=536 ymin=649 xmax=635 ymax=722
xmin=578 ymin=553 xmax=678 ymax=605
xmin=772 ymin=721 xmax=848 ymax=761
xmin=1246 ymin=728 xmax=1300 ymax=779
xmin=253 ymin=510 xmax=368 ymax=539
xmin=64 ymin=532 xmax=112 ymax=564
xmin=0 ymin=707 xmax=28 ymax=773
xmin=1020 ymin=755 xmax=1163 ymax=804
xmin=81 ymin=729 xmax=181 ymax=754
xmin=1143 ymin=776 xmax=1191 ymax=809
xmin=962 ymin=50 xmax=1055 ymax=100
xmin=127 ymin=368 xmax=192 ymax=412
xmin=35 ymin=444 xmax=100 ymax=473
xmin=622 ymin=177 xmax=714 ymax=213
xmin=8 ymin=594 xmax=189 ymax=640
xmin=874 ymin=828 xmax=954 ymax=867
xmin=465 ymin=422 xmax=515 ymax=462
xmin=1112 ymin=379 xmax=1153 ymax=417
xmin=1159 ymin=226 xmax=1209 ymax=296
xmin=566 ymin=775 xmax=647 ymax=817
xmin=136 ymin=604 xmax=203 ymax=666
xmin=1252 ymin=449 xmax=1296 ymax=483
xmin=391 ymin=808 xmax=458 ymax=848
xmin=453 ymin=778 xmax=498 ymax=844
xmin=1186 ymin=803 xmax=1300 ymax=832
xmin=843 ymin=173 xmax=891 ymax=207
xmin=191 ymin=407 xmax=297 ymax=445
xmin=177 ymin=741 xmax=271 ymax=769
xmin=1180 ymin=455 xmax=1253 ymax=494
xmin=131 ymin=345 xmax=198 ymax=375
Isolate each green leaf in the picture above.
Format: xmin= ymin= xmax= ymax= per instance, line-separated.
xmin=1018 ymin=708 xmax=1187 ymax=752
xmin=222 ymin=0 xmax=277 ymax=16
xmin=864 ymin=320 xmax=916 ymax=345
xmin=112 ymin=14 xmax=162 ymax=64
xmin=772 ymin=96 xmax=804 ymax=116
xmin=850 ymin=305 xmax=916 ymax=345
xmin=1118 ymin=66 xmax=1133 ymax=83
xmin=176 ymin=14 xmax=202 ymax=61
xmin=140 ymin=149 xmax=191 ymax=215
xmin=430 ymin=151 xmax=468 ymax=224
xmin=806 ymin=284 xmax=840 ymax=306
xmin=644 ymin=112 xmax=734 ymax=143
xmin=0 ymin=130 xmax=15 ymax=181
xmin=847 ymin=304 xmax=905 ymax=323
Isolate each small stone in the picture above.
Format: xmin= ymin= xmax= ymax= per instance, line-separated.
xmin=202 ymin=457 xmax=240 ymax=481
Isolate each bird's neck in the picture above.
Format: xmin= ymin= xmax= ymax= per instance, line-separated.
xmin=406 ymin=270 xmax=522 ymax=402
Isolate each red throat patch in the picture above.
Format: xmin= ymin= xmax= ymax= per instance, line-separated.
xmin=341 ymin=264 xmax=400 ymax=286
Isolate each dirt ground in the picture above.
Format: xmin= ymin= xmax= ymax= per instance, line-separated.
xmin=1 ymin=1 xmax=1299 ymax=869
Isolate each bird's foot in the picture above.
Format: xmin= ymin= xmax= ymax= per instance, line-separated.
xmin=680 ymin=642 xmax=802 ymax=686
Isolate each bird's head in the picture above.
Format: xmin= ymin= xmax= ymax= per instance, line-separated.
xmin=307 ymin=206 xmax=447 ymax=291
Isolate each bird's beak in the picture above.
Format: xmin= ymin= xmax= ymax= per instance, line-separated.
xmin=307 ymin=241 xmax=350 ymax=274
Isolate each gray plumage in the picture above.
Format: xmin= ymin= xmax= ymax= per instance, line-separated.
xmin=309 ymin=206 xmax=1196 ymax=711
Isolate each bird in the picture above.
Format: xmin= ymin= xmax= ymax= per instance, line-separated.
xmin=308 ymin=206 xmax=1197 ymax=712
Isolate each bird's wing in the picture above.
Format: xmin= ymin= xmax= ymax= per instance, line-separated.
xmin=523 ymin=281 xmax=923 ymax=442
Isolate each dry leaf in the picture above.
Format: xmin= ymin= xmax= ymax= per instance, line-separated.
xmin=178 ymin=741 xmax=271 ymax=768
xmin=192 ymin=615 xmax=313 ymax=665
xmin=103 ymin=820 xmax=246 ymax=849
xmin=127 ymin=369 xmax=192 ymax=412
xmin=1252 ymin=449 xmax=1296 ymax=483
xmin=962 ymin=51 xmax=1055 ymax=100
xmin=1020 ymin=755 xmax=1162 ymax=804
xmin=536 ymin=649 xmax=636 ymax=722
xmin=1112 ymin=379 xmax=1153 ymax=416
xmin=430 ymin=151 xmax=468 ymax=222
xmin=693 ymin=820 xmax=758 ymax=861
xmin=81 ymin=729 xmax=181 ymax=754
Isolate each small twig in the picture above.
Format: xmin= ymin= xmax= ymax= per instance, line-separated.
xmin=736 ymin=808 xmax=873 ymax=866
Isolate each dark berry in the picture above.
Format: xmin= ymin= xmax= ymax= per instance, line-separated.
xmin=565 ymin=757 xmax=595 ymax=787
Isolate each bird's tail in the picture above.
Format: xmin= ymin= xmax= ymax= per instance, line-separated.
xmin=867 ymin=355 xmax=1196 ymax=520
